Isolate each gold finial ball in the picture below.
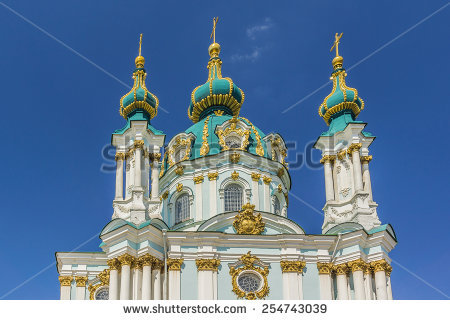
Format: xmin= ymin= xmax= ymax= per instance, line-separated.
xmin=208 ymin=42 xmax=221 ymax=58
xmin=332 ymin=56 xmax=343 ymax=69
xmin=135 ymin=55 xmax=145 ymax=68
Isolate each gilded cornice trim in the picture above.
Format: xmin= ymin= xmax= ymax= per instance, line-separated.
xmin=208 ymin=172 xmax=219 ymax=181
xmin=167 ymin=258 xmax=184 ymax=271
xmin=107 ymin=258 xmax=121 ymax=271
xmin=317 ymin=262 xmax=333 ymax=275
xmin=193 ymin=175 xmax=204 ymax=184
xmin=196 ymin=258 xmax=221 ymax=271
xmin=75 ymin=276 xmax=88 ymax=287
xmin=280 ymin=260 xmax=306 ymax=273
xmin=320 ymin=155 xmax=336 ymax=164
xmin=251 ymin=172 xmax=261 ymax=182
xmin=118 ymin=253 xmax=135 ymax=266
xmin=58 ymin=276 xmax=73 ymax=287
xmin=370 ymin=259 xmax=390 ymax=273
xmin=262 ymin=176 xmax=272 ymax=185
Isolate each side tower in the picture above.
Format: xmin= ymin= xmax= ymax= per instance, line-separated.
xmin=314 ymin=34 xmax=380 ymax=233
xmin=112 ymin=35 xmax=165 ymax=225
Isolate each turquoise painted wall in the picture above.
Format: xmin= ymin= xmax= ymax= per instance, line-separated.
xmin=180 ymin=260 xmax=198 ymax=300
xmin=303 ymin=263 xmax=320 ymax=299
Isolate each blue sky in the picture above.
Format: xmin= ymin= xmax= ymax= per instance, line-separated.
xmin=0 ymin=0 xmax=448 ymax=300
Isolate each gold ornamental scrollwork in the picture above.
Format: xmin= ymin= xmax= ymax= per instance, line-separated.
xmin=193 ymin=175 xmax=204 ymax=184
xmin=251 ymin=172 xmax=261 ymax=181
xmin=196 ymin=258 xmax=221 ymax=271
xmin=320 ymin=155 xmax=336 ymax=164
xmin=233 ymin=203 xmax=265 ymax=235
xmin=118 ymin=253 xmax=135 ymax=266
xmin=175 ymin=165 xmax=184 ymax=176
xmin=176 ymin=183 xmax=183 ymax=192
xmin=160 ymin=190 xmax=169 ymax=201
xmin=217 ymin=118 xmax=251 ymax=152
xmin=360 ymin=155 xmax=373 ymax=163
xmin=347 ymin=143 xmax=362 ymax=155
xmin=347 ymin=259 xmax=366 ymax=272
xmin=168 ymin=137 xmax=192 ymax=167
xmin=231 ymin=171 xmax=239 ymax=180
xmin=167 ymin=258 xmax=184 ymax=271
xmin=370 ymin=259 xmax=390 ymax=273
xmin=115 ymin=152 xmax=125 ymax=161
xmin=107 ymin=258 xmax=121 ymax=270
xmin=208 ymin=172 xmax=219 ymax=180
xmin=229 ymin=251 xmax=269 ymax=300
xmin=199 ymin=116 xmax=211 ymax=156
xmin=317 ymin=262 xmax=333 ymax=275
xmin=333 ymin=263 xmax=349 ymax=275
xmin=239 ymin=116 xmax=265 ymax=156
xmin=88 ymin=268 xmax=110 ymax=300
xmin=262 ymin=176 xmax=272 ymax=185
xmin=230 ymin=153 xmax=240 ymax=163
xmin=75 ymin=276 xmax=88 ymax=287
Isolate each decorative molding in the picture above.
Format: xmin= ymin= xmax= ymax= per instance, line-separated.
xmin=317 ymin=262 xmax=333 ymax=275
xmin=75 ymin=276 xmax=88 ymax=287
xmin=251 ymin=172 xmax=261 ymax=181
xmin=196 ymin=258 xmax=221 ymax=271
xmin=233 ymin=203 xmax=265 ymax=235
xmin=229 ymin=251 xmax=269 ymax=300
xmin=58 ymin=276 xmax=73 ymax=287
xmin=88 ymin=269 xmax=110 ymax=300
xmin=230 ymin=153 xmax=240 ymax=164
xmin=167 ymin=258 xmax=184 ymax=271
xmin=208 ymin=172 xmax=219 ymax=181
xmin=231 ymin=171 xmax=239 ymax=180
xmin=280 ymin=261 xmax=306 ymax=273
xmin=193 ymin=175 xmax=204 ymax=184
xmin=118 ymin=253 xmax=135 ymax=266
xmin=262 ymin=176 xmax=272 ymax=185
xmin=176 ymin=183 xmax=183 ymax=192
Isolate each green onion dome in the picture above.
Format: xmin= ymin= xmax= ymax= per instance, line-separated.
xmin=119 ymin=53 xmax=159 ymax=120
xmin=188 ymin=42 xmax=245 ymax=123
xmin=318 ymin=55 xmax=364 ymax=125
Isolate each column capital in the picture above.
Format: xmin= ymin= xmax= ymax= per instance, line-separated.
xmin=208 ymin=172 xmax=219 ymax=180
xmin=347 ymin=143 xmax=362 ymax=154
xmin=262 ymin=176 xmax=272 ymax=185
xmin=347 ymin=259 xmax=366 ymax=272
xmin=280 ymin=260 xmax=306 ymax=273
xmin=360 ymin=155 xmax=373 ymax=163
xmin=320 ymin=155 xmax=336 ymax=164
xmin=134 ymin=140 xmax=145 ymax=149
xmin=115 ymin=152 xmax=125 ymax=161
xmin=370 ymin=259 xmax=390 ymax=273
xmin=385 ymin=264 xmax=393 ymax=277
xmin=337 ymin=150 xmax=347 ymax=160
xmin=317 ymin=262 xmax=333 ymax=274
xmin=138 ymin=254 xmax=155 ymax=267
xmin=149 ymin=152 xmax=162 ymax=162
xmin=193 ymin=175 xmax=204 ymax=184
xmin=107 ymin=258 xmax=121 ymax=270
xmin=195 ymin=258 xmax=221 ymax=271
xmin=75 ymin=276 xmax=88 ymax=287
xmin=333 ymin=263 xmax=349 ymax=275
xmin=132 ymin=259 xmax=143 ymax=270
xmin=251 ymin=172 xmax=261 ymax=181
xmin=153 ymin=258 xmax=164 ymax=270
xmin=118 ymin=253 xmax=135 ymax=266
xmin=167 ymin=258 xmax=184 ymax=271
xmin=58 ymin=276 xmax=73 ymax=286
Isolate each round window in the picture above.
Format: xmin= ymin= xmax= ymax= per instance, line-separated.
xmin=95 ymin=287 xmax=109 ymax=300
xmin=237 ymin=272 xmax=261 ymax=293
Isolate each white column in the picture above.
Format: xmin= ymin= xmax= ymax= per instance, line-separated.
xmin=251 ymin=173 xmax=260 ymax=210
xmin=362 ymin=156 xmax=373 ymax=200
xmin=151 ymin=153 xmax=161 ymax=200
xmin=143 ymin=152 xmax=150 ymax=197
xmin=58 ymin=276 xmax=72 ymax=300
xmin=372 ymin=260 xmax=388 ymax=300
xmin=134 ymin=142 xmax=143 ymax=187
xmin=196 ymin=259 xmax=219 ymax=300
xmin=349 ymin=260 xmax=366 ymax=300
xmin=194 ymin=177 xmax=203 ymax=221
xmin=75 ymin=276 xmax=87 ymax=300
xmin=350 ymin=144 xmax=363 ymax=192
xmin=152 ymin=265 xmax=162 ymax=300
xmin=281 ymin=261 xmax=304 ymax=299
xmin=141 ymin=255 xmax=153 ymax=300
xmin=208 ymin=173 xmax=218 ymax=217
xmin=335 ymin=264 xmax=349 ymax=300
xmin=263 ymin=176 xmax=271 ymax=212
xmin=115 ymin=153 xmax=124 ymax=200
xmin=213 ymin=271 xmax=218 ymax=300
xmin=107 ymin=258 xmax=120 ymax=300
xmin=387 ymin=274 xmax=393 ymax=300
xmin=317 ymin=263 xmax=333 ymax=300
xmin=119 ymin=255 xmax=134 ymax=300
xmin=132 ymin=265 xmax=143 ymax=300
xmin=364 ymin=268 xmax=374 ymax=300
xmin=321 ymin=156 xmax=335 ymax=201
xmin=167 ymin=259 xmax=183 ymax=300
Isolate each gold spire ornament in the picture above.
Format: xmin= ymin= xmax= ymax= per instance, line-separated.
xmin=330 ymin=32 xmax=344 ymax=69
xmin=208 ymin=17 xmax=221 ymax=58
xmin=135 ymin=33 xmax=145 ymax=68
xmin=210 ymin=17 xmax=219 ymax=43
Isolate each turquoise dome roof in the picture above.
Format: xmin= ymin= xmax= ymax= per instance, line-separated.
xmin=318 ymin=56 xmax=364 ymax=125
xmin=119 ymin=54 xmax=159 ymax=120
xmin=188 ymin=42 xmax=244 ymax=123
xmin=159 ymin=114 xmax=269 ymax=177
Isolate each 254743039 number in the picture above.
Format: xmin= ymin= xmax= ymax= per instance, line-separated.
xmin=261 ymin=304 xmax=327 ymax=314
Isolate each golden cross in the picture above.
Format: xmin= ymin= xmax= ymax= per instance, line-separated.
xmin=330 ymin=32 xmax=343 ymax=57
xmin=210 ymin=17 xmax=219 ymax=43
xmin=139 ymin=33 xmax=143 ymax=56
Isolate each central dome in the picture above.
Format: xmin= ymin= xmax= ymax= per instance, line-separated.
xmin=188 ymin=42 xmax=245 ymax=123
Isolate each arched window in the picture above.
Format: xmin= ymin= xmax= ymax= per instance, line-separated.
xmin=225 ymin=136 xmax=241 ymax=149
xmin=95 ymin=287 xmax=109 ymax=300
xmin=224 ymin=184 xmax=243 ymax=212
xmin=175 ymin=194 xmax=190 ymax=224
xmin=274 ymin=197 xmax=281 ymax=215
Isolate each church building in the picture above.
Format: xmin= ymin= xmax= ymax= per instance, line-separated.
xmin=55 ymin=25 xmax=397 ymax=300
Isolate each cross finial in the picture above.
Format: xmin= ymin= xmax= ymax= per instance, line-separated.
xmin=210 ymin=17 xmax=219 ymax=43
xmin=330 ymin=32 xmax=343 ymax=57
xmin=139 ymin=33 xmax=143 ymax=56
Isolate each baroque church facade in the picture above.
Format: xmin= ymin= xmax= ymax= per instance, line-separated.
xmin=55 ymin=28 xmax=397 ymax=300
